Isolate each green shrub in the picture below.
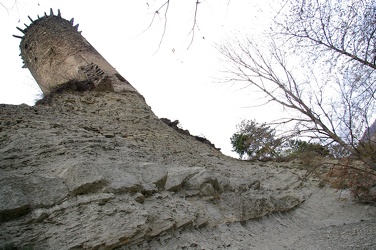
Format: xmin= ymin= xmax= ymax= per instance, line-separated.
xmin=231 ymin=120 xmax=282 ymax=160
xmin=231 ymin=119 xmax=332 ymax=162
xmin=284 ymin=139 xmax=330 ymax=158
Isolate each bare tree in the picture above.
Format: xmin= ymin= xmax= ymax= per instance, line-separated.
xmin=277 ymin=0 xmax=376 ymax=70
xmin=219 ymin=0 xmax=376 ymax=169
xmin=277 ymin=0 xmax=376 ymax=144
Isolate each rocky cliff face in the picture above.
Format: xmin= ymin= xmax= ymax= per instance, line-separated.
xmin=1 ymin=90 xmax=375 ymax=249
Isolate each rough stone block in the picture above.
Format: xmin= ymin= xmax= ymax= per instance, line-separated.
xmin=184 ymin=170 xmax=220 ymax=192
xmin=60 ymin=162 xmax=108 ymax=196
xmin=165 ymin=167 xmax=203 ymax=191
xmin=0 ymin=182 xmax=30 ymax=222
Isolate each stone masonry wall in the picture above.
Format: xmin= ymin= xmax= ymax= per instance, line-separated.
xmin=17 ymin=9 xmax=137 ymax=95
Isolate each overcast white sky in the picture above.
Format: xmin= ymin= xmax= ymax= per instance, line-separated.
xmin=0 ymin=0 xmax=282 ymax=157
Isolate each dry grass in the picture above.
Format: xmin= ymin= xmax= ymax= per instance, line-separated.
xmin=313 ymin=158 xmax=376 ymax=203
xmin=276 ymin=155 xmax=376 ymax=203
xmin=35 ymin=80 xmax=94 ymax=105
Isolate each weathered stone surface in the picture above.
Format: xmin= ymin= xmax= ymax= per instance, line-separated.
xmin=165 ymin=166 xmax=202 ymax=191
xmin=0 ymin=181 xmax=30 ymax=222
xmin=0 ymin=175 xmax=68 ymax=222
xmin=18 ymin=11 xmax=138 ymax=95
xmin=0 ymin=91 xmax=375 ymax=249
xmin=60 ymin=162 xmax=107 ymax=196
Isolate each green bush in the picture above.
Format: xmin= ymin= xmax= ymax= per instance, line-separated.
xmin=231 ymin=120 xmax=282 ymax=160
xmin=231 ymin=120 xmax=331 ymax=162
xmin=284 ymin=139 xmax=330 ymax=158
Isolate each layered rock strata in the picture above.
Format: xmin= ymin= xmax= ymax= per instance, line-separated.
xmin=0 ymin=90 xmax=307 ymax=249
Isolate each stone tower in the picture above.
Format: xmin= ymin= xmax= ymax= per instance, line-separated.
xmin=14 ymin=9 xmax=138 ymax=95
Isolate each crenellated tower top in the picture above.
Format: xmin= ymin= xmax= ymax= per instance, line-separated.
xmin=14 ymin=9 xmax=138 ymax=95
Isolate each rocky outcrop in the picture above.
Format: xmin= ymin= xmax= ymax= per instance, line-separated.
xmin=2 ymin=90 xmax=376 ymax=249
xmin=0 ymin=90 xmax=309 ymax=249
xmin=160 ymin=118 xmax=220 ymax=150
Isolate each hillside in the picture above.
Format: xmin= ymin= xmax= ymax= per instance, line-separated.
xmin=1 ymin=89 xmax=375 ymax=249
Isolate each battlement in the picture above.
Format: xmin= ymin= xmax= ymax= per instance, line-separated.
xmin=14 ymin=9 xmax=138 ymax=95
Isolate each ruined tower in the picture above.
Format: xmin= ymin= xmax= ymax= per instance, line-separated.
xmin=14 ymin=9 xmax=138 ymax=95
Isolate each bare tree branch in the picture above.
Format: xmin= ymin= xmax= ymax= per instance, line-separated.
xmin=142 ymin=0 xmax=205 ymax=50
xmin=0 ymin=0 xmax=18 ymax=15
xmin=187 ymin=0 xmax=201 ymax=49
